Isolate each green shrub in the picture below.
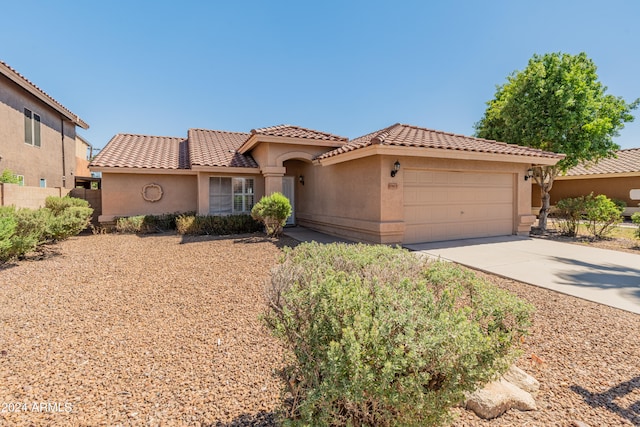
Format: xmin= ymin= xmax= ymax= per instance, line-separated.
xmin=0 ymin=169 xmax=21 ymax=184
xmin=554 ymin=196 xmax=586 ymax=236
xmin=0 ymin=206 xmax=48 ymax=260
xmin=251 ymin=192 xmax=292 ymax=237
xmin=0 ymin=215 xmax=17 ymax=262
xmin=45 ymin=206 xmax=93 ymax=241
xmin=43 ymin=196 xmax=93 ymax=241
xmin=632 ymin=212 xmax=640 ymax=239
xmin=115 ymin=215 xmax=147 ymax=233
xmin=45 ymin=196 xmax=90 ymax=216
xmin=583 ymin=193 xmax=623 ymax=239
xmin=265 ymin=243 xmax=532 ymax=426
xmin=115 ymin=212 xmax=190 ymax=234
xmin=176 ymin=214 xmax=261 ymax=235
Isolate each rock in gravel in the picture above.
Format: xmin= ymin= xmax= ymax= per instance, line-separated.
xmin=502 ymin=365 xmax=540 ymax=395
xmin=571 ymin=421 xmax=591 ymax=427
xmin=466 ymin=378 xmax=537 ymax=419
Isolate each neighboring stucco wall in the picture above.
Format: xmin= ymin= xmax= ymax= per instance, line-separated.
xmin=533 ymin=176 xmax=640 ymax=208
xmin=99 ymin=173 xmax=198 ymax=221
xmin=75 ymin=139 xmax=91 ymax=177
xmin=0 ymin=73 xmax=77 ymax=188
xmin=0 ymin=183 xmax=70 ymax=209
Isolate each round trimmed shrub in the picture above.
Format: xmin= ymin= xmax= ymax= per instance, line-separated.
xmin=265 ymin=242 xmax=533 ymax=426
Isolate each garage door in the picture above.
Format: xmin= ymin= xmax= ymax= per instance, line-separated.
xmin=403 ymin=169 xmax=514 ymax=244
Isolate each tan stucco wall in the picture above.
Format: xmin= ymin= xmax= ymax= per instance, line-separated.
xmin=0 ymin=183 xmax=70 ymax=209
xmin=75 ymin=139 xmax=91 ymax=177
xmin=0 ymin=74 xmax=77 ymax=188
xmin=533 ymin=176 xmax=640 ymax=209
xmin=100 ymin=173 xmax=197 ymax=221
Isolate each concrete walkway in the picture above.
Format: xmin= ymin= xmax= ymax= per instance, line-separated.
xmin=283 ymin=227 xmax=355 ymax=244
xmin=406 ymin=236 xmax=640 ymax=315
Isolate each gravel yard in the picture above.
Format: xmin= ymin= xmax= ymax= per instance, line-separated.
xmin=1 ymin=232 xmax=639 ymax=426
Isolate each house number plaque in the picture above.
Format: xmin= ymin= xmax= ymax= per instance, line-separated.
xmin=141 ymin=183 xmax=163 ymax=202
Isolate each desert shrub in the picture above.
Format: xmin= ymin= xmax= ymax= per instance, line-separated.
xmin=554 ymin=196 xmax=586 ymax=236
xmin=43 ymin=196 xmax=93 ymax=241
xmin=176 ymin=214 xmax=261 ymax=235
xmin=632 ymin=212 xmax=640 ymax=239
xmin=45 ymin=206 xmax=93 ymax=241
xmin=0 ymin=215 xmax=17 ymax=262
xmin=0 ymin=206 xmax=48 ymax=260
xmin=583 ymin=193 xmax=623 ymax=239
xmin=265 ymin=242 xmax=533 ymax=426
xmin=115 ymin=215 xmax=147 ymax=233
xmin=45 ymin=196 xmax=90 ymax=216
xmin=115 ymin=212 xmax=191 ymax=234
xmin=251 ymin=192 xmax=292 ymax=237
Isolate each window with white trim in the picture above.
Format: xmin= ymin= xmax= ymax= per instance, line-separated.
xmin=24 ymin=108 xmax=41 ymax=147
xmin=209 ymin=177 xmax=254 ymax=215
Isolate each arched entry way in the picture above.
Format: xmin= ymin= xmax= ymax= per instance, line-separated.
xmin=282 ymin=157 xmax=313 ymax=226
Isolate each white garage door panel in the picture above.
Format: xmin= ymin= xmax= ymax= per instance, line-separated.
xmin=403 ymin=170 xmax=514 ymax=244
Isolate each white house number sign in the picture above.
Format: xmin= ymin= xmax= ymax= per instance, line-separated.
xmin=141 ymin=183 xmax=163 ymax=202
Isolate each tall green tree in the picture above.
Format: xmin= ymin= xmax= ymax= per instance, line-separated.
xmin=475 ymin=52 xmax=638 ymax=231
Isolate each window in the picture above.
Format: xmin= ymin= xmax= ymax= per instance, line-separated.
xmin=209 ymin=177 xmax=254 ymax=215
xmin=16 ymin=175 xmax=24 ymax=186
xmin=24 ymin=108 xmax=41 ymax=147
xmin=39 ymin=178 xmax=46 ymax=188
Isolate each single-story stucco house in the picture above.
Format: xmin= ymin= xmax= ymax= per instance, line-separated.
xmin=90 ymin=123 xmax=563 ymax=244
xmin=532 ymin=148 xmax=640 ymax=217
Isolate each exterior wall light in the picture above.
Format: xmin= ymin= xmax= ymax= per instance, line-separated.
xmin=299 ymin=175 xmax=304 ymax=185
xmin=391 ymin=160 xmax=401 ymax=178
xmin=524 ymin=168 xmax=534 ymax=181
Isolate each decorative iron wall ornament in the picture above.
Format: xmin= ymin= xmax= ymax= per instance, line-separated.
xmin=141 ymin=183 xmax=163 ymax=202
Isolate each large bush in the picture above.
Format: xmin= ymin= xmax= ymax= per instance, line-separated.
xmin=265 ymin=243 xmax=532 ymax=426
xmin=0 ymin=206 xmax=48 ymax=261
xmin=554 ymin=193 xmax=623 ymax=239
xmin=583 ymin=193 xmax=623 ymax=239
xmin=554 ymin=196 xmax=585 ymax=236
xmin=0 ymin=197 xmax=92 ymax=262
xmin=44 ymin=196 xmax=93 ymax=241
xmin=251 ymin=192 xmax=291 ymax=237
xmin=632 ymin=212 xmax=640 ymax=239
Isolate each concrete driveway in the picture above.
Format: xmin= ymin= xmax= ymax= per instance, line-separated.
xmin=405 ymin=236 xmax=640 ymax=315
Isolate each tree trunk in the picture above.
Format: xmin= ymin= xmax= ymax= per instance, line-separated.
xmin=533 ymin=166 xmax=558 ymax=232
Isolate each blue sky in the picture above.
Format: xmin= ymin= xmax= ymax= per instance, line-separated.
xmin=2 ymin=1 xmax=639 ymax=150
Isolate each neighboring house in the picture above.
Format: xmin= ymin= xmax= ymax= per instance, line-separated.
xmin=91 ymin=123 xmax=562 ymax=244
xmin=0 ymin=60 xmax=89 ymax=189
xmin=532 ymin=148 xmax=640 ymax=217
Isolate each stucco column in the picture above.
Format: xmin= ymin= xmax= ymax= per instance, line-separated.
xmin=262 ymin=166 xmax=286 ymax=195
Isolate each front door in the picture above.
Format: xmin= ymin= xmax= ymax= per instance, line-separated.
xmin=282 ymin=176 xmax=295 ymax=226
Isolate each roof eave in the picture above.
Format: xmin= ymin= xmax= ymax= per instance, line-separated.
xmin=318 ymin=145 xmax=564 ymax=166
xmin=89 ymin=166 xmax=196 ymax=175
xmin=0 ymin=62 xmax=89 ymax=129
xmin=557 ymin=171 xmax=640 ymax=180
xmin=238 ymin=134 xmax=345 ymax=154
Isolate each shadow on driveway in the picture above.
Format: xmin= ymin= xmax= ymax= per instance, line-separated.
xmin=550 ymin=255 xmax=640 ymax=301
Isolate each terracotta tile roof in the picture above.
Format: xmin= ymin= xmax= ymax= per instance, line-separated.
xmin=90 ymin=134 xmax=189 ymax=169
xmin=317 ymin=123 xmax=565 ymax=160
xmin=565 ymin=148 xmax=640 ymax=176
xmin=251 ymin=124 xmax=348 ymax=142
xmin=0 ymin=60 xmax=89 ymax=129
xmin=189 ymin=129 xmax=257 ymax=168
